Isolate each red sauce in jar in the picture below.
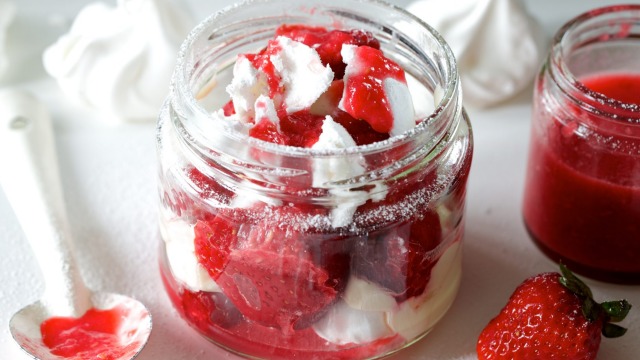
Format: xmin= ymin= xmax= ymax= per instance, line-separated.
xmin=523 ymin=73 xmax=640 ymax=283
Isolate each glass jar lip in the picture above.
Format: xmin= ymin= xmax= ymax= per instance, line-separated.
xmin=551 ymin=4 xmax=640 ymax=122
xmin=171 ymin=0 xmax=460 ymax=157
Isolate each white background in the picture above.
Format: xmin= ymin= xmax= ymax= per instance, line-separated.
xmin=1 ymin=0 xmax=639 ymax=359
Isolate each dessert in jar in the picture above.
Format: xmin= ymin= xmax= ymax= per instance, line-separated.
xmin=156 ymin=0 xmax=473 ymax=358
xmin=523 ymin=5 xmax=640 ymax=284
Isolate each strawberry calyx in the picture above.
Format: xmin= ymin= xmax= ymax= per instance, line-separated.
xmin=558 ymin=263 xmax=632 ymax=338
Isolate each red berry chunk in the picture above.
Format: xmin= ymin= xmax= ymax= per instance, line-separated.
xmin=195 ymin=205 xmax=350 ymax=330
xmin=194 ymin=217 xmax=237 ymax=280
xmin=217 ymin=248 xmax=337 ymax=331
xmin=249 ymin=110 xmax=325 ymax=147
xmin=352 ymin=210 xmax=442 ymax=300
xmin=276 ymin=25 xmax=380 ymax=79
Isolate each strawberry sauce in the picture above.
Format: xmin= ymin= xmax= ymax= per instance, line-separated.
xmin=40 ymin=305 xmax=141 ymax=359
xmin=523 ymin=73 xmax=640 ymax=282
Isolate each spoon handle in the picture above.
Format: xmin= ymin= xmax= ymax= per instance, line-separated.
xmin=0 ymin=90 xmax=91 ymax=317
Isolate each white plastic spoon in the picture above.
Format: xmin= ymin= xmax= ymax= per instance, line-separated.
xmin=0 ymin=90 xmax=151 ymax=359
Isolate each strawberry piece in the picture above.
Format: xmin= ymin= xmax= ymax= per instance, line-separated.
xmin=279 ymin=110 xmax=325 ymax=147
xmin=214 ymin=206 xmax=349 ymax=331
xmin=194 ymin=217 xmax=237 ymax=280
xmin=477 ymin=265 xmax=632 ymax=360
xmin=217 ymin=249 xmax=337 ymax=331
xmin=351 ymin=210 xmax=442 ymax=300
xmin=276 ymin=25 xmax=380 ymax=79
xmin=249 ymin=117 xmax=288 ymax=145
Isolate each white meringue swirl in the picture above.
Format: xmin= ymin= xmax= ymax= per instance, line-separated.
xmin=408 ymin=0 xmax=546 ymax=108
xmin=43 ymin=0 xmax=193 ymax=121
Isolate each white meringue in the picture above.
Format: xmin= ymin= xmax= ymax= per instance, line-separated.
xmin=0 ymin=0 xmax=15 ymax=78
xmin=407 ymin=0 xmax=546 ymax=107
xmin=43 ymin=0 xmax=193 ymax=121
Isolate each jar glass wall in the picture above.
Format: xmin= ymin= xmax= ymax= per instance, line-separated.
xmin=523 ymin=5 xmax=640 ymax=284
xmin=156 ymin=0 xmax=473 ymax=358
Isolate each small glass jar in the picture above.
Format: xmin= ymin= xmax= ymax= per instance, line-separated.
xmin=156 ymin=0 xmax=473 ymax=358
xmin=523 ymin=5 xmax=640 ymax=284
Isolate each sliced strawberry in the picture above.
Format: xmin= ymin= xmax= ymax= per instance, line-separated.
xmin=194 ymin=217 xmax=237 ymax=280
xmin=352 ymin=210 xmax=442 ymax=300
xmin=276 ymin=25 xmax=380 ymax=79
xmin=217 ymin=249 xmax=337 ymax=331
xmin=215 ymin=206 xmax=349 ymax=331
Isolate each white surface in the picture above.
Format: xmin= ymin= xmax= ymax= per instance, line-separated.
xmin=0 ymin=1 xmax=639 ymax=359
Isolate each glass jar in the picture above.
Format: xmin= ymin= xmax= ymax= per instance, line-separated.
xmin=156 ymin=0 xmax=473 ymax=358
xmin=523 ymin=5 xmax=640 ymax=284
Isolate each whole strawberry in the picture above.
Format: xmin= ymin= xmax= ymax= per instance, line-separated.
xmin=477 ymin=264 xmax=631 ymax=359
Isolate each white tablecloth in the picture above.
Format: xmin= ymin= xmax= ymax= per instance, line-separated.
xmin=1 ymin=0 xmax=638 ymax=359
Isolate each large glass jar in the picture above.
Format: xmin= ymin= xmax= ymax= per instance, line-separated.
xmin=523 ymin=5 xmax=640 ymax=284
xmin=156 ymin=0 xmax=473 ymax=358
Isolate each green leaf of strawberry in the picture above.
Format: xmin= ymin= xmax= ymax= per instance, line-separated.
xmin=477 ymin=265 xmax=632 ymax=360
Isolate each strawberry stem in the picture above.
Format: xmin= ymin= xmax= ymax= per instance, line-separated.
xmin=558 ymin=263 xmax=632 ymax=338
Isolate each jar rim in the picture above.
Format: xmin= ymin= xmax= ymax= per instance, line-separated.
xmin=550 ymin=4 xmax=640 ymax=123
xmin=171 ymin=0 xmax=461 ymax=157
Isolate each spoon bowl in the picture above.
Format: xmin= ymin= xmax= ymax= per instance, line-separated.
xmin=0 ymin=89 xmax=151 ymax=359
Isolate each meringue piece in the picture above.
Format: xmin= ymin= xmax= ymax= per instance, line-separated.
xmin=313 ymin=300 xmax=394 ymax=345
xmin=254 ymin=94 xmax=279 ymax=127
xmin=227 ymin=36 xmax=333 ymax=122
xmin=407 ymin=0 xmax=546 ymax=107
xmin=387 ymin=241 xmax=462 ymax=340
xmin=0 ymin=0 xmax=15 ymax=78
xmin=271 ymin=36 xmax=334 ymax=113
xmin=43 ymin=0 xmax=193 ymax=121
xmin=343 ymin=276 xmax=397 ymax=312
xmin=160 ymin=219 xmax=221 ymax=292
xmin=384 ymin=77 xmax=415 ymax=136
xmin=311 ymin=116 xmax=371 ymax=228
xmin=226 ymin=55 xmax=270 ymax=121
xmin=311 ymin=115 xmax=363 ymax=184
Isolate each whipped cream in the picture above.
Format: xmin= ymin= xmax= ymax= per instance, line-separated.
xmin=312 ymin=239 xmax=462 ymax=344
xmin=160 ymin=219 xmax=221 ymax=292
xmin=43 ymin=0 xmax=193 ymax=121
xmin=0 ymin=0 xmax=14 ymax=78
xmin=312 ymin=299 xmax=394 ymax=345
xmin=407 ymin=0 xmax=546 ymax=107
xmin=387 ymin=241 xmax=462 ymax=340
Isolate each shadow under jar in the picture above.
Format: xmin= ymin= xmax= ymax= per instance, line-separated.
xmin=156 ymin=0 xmax=473 ymax=358
xmin=523 ymin=5 xmax=640 ymax=284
